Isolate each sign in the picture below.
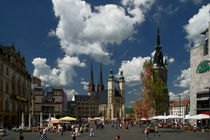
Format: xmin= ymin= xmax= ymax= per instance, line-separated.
xmin=16 ymin=96 xmax=27 ymax=102
xmin=196 ymin=60 xmax=210 ymax=73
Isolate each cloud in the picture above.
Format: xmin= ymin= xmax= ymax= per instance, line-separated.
xmin=32 ymin=56 xmax=86 ymax=86
xmin=168 ymin=57 xmax=175 ymax=63
xmin=183 ymin=4 xmax=210 ymax=49
xmin=80 ymin=78 xmax=89 ymax=91
xmin=169 ymin=90 xmax=190 ymax=101
xmin=64 ymin=89 xmax=79 ymax=101
xmin=180 ymin=0 xmax=203 ymax=5
xmin=128 ymin=88 xmax=139 ymax=95
xmin=117 ymin=56 xmax=151 ymax=86
xmin=51 ymin=0 xmax=155 ymax=64
xmin=152 ymin=4 xmax=179 ymax=20
xmin=174 ymin=68 xmax=190 ymax=88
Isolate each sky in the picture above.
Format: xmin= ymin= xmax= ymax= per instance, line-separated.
xmin=0 ymin=0 xmax=209 ymax=107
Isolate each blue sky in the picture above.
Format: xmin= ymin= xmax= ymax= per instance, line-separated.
xmin=0 ymin=0 xmax=209 ymax=106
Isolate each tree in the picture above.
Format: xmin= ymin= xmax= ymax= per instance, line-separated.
xmin=138 ymin=60 xmax=168 ymax=117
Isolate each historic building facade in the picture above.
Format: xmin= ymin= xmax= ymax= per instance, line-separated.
xmin=32 ymin=77 xmax=67 ymax=123
xmin=72 ymin=64 xmax=125 ymax=119
xmin=0 ymin=45 xmax=31 ymax=128
xmin=169 ymin=100 xmax=190 ymax=117
xmin=152 ymin=26 xmax=169 ymax=114
xmin=190 ymin=22 xmax=210 ymax=126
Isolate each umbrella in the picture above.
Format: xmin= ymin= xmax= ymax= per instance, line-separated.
xmin=151 ymin=115 xmax=167 ymax=120
xmin=58 ymin=116 xmax=77 ymax=121
xmin=190 ymin=114 xmax=210 ymax=120
xmin=166 ymin=115 xmax=183 ymax=119
xmin=51 ymin=120 xmax=60 ymax=124
xmin=44 ymin=117 xmax=58 ymax=122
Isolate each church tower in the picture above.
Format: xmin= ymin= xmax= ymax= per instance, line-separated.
xmin=152 ymin=25 xmax=169 ymax=114
xmin=153 ymin=25 xmax=168 ymax=84
xmin=88 ymin=62 xmax=95 ymax=92
xmin=119 ymin=71 xmax=125 ymax=118
xmin=107 ymin=69 xmax=115 ymax=119
xmin=97 ymin=64 xmax=104 ymax=92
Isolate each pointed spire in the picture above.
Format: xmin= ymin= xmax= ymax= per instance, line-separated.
xmin=98 ymin=64 xmax=103 ymax=84
xmin=155 ymin=21 xmax=161 ymax=50
xmin=89 ymin=62 xmax=94 ymax=84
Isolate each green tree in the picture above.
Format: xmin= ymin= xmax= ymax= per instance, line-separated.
xmin=140 ymin=60 xmax=168 ymax=116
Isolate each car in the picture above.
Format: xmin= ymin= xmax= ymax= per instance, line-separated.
xmin=0 ymin=128 xmax=7 ymax=136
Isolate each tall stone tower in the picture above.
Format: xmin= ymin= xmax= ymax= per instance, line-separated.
xmin=152 ymin=25 xmax=169 ymax=114
xmin=88 ymin=62 xmax=95 ymax=93
xmin=97 ymin=64 xmax=104 ymax=92
xmin=119 ymin=71 xmax=125 ymax=118
xmin=107 ymin=69 xmax=115 ymax=119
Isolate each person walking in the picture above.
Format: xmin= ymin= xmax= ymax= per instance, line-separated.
xmin=154 ymin=124 xmax=160 ymax=136
xmin=89 ymin=127 xmax=94 ymax=136
xmin=19 ymin=131 xmax=24 ymax=140
xmin=144 ymin=127 xmax=149 ymax=139
xmin=71 ymin=130 xmax=76 ymax=140
xmin=193 ymin=124 xmax=198 ymax=135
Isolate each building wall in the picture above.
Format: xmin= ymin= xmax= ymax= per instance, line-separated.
xmin=190 ymin=22 xmax=210 ymax=118
xmin=0 ymin=46 xmax=31 ymax=128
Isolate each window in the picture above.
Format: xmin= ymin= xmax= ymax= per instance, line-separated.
xmin=6 ymin=81 xmax=9 ymax=94
xmin=6 ymin=67 xmax=9 ymax=75
xmin=0 ymin=79 xmax=3 ymax=92
xmin=0 ymin=63 xmax=3 ymax=72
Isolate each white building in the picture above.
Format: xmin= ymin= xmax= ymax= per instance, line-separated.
xmin=190 ymin=22 xmax=210 ymax=126
xmin=169 ymin=100 xmax=190 ymax=117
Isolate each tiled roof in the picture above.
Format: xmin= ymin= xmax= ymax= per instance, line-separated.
xmin=170 ymin=99 xmax=190 ymax=107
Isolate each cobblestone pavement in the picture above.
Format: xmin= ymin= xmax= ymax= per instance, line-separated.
xmin=1 ymin=125 xmax=209 ymax=140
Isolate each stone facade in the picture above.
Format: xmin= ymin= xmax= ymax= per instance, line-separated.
xmin=33 ymin=83 xmax=65 ymax=123
xmin=72 ymin=65 xmax=125 ymax=119
xmin=0 ymin=45 xmax=31 ymax=128
xmin=190 ymin=22 xmax=210 ymax=122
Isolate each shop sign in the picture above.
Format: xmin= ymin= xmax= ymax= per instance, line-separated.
xmin=16 ymin=96 xmax=27 ymax=102
xmin=196 ymin=60 xmax=210 ymax=73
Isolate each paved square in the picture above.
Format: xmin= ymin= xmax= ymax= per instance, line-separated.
xmin=1 ymin=125 xmax=209 ymax=140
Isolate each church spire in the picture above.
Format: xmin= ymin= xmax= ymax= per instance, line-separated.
xmin=89 ymin=62 xmax=94 ymax=84
xmin=97 ymin=64 xmax=104 ymax=92
xmin=88 ymin=62 xmax=95 ymax=92
xmin=155 ymin=23 xmax=161 ymax=50
xmin=99 ymin=64 xmax=103 ymax=84
xmin=153 ymin=23 xmax=164 ymax=67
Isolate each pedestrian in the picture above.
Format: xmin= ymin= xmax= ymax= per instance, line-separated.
xmin=193 ymin=124 xmax=197 ymax=135
xmin=115 ymin=135 xmax=120 ymax=140
xmin=19 ymin=131 xmax=24 ymax=140
xmin=154 ymin=124 xmax=160 ymax=136
xmin=71 ymin=130 xmax=76 ymax=140
xmin=89 ymin=127 xmax=94 ymax=136
xmin=39 ymin=128 xmax=43 ymax=140
xmin=144 ymin=127 xmax=148 ymax=139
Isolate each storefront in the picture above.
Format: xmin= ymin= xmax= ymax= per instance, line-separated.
xmin=190 ymin=22 xmax=210 ymax=127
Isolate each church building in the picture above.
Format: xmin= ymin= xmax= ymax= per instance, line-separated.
xmin=72 ymin=64 xmax=125 ymax=119
xmin=152 ymin=26 xmax=169 ymax=114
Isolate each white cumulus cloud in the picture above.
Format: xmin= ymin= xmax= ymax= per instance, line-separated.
xmin=169 ymin=90 xmax=190 ymax=101
xmin=32 ymin=56 xmax=85 ymax=86
xmin=183 ymin=4 xmax=210 ymax=49
xmin=64 ymin=89 xmax=79 ymax=101
xmin=51 ymin=0 xmax=155 ymax=64
xmin=117 ymin=56 xmax=151 ymax=86
xmin=168 ymin=57 xmax=175 ymax=63
xmin=174 ymin=68 xmax=190 ymax=88
xmin=80 ymin=78 xmax=89 ymax=91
